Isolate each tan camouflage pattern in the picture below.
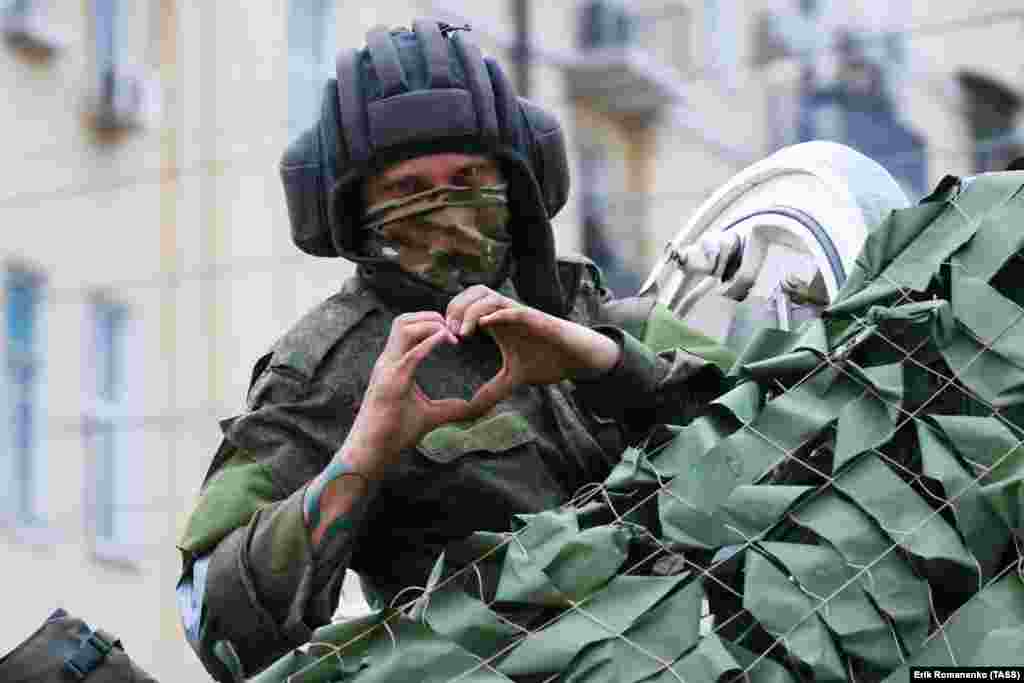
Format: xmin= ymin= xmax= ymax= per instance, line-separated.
xmin=361 ymin=185 xmax=511 ymax=294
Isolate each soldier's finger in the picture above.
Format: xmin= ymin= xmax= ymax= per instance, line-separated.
xmin=459 ymin=292 xmax=511 ymax=337
xmin=386 ymin=312 xmax=444 ymax=350
xmin=387 ymin=320 xmax=451 ymax=358
xmin=445 ymin=284 xmax=495 ymax=334
xmin=422 ymin=396 xmax=484 ymax=427
xmin=467 ymin=367 xmax=517 ymax=417
xmin=392 ymin=311 xmax=445 ymax=332
xmin=401 ymin=325 xmax=457 ymax=370
xmin=481 ymin=307 xmax=563 ymax=349
xmin=478 ymin=306 xmax=529 ymax=328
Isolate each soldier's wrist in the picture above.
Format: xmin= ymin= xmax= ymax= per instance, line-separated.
xmin=337 ymin=436 xmax=393 ymax=482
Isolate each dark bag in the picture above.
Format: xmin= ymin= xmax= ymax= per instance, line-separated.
xmin=0 ymin=609 xmax=160 ymax=682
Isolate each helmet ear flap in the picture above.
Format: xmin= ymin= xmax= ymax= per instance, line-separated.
xmin=483 ymin=56 xmax=524 ymax=152
xmin=518 ymin=97 xmax=570 ymax=219
xmin=280 ymin=80 xmax=343 ymax=257
xmin=281 ymin=47 xmax=373 ymax=258
xmin=484 ymin=56 xmax=569 ymax=219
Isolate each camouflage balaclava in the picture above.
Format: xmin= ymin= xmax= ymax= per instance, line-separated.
xmin=360 ymin=184 xmax=512 ymax=294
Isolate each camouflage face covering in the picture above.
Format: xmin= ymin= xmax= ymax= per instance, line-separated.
xmin=361 ymin=185 xmax=512 ymax=294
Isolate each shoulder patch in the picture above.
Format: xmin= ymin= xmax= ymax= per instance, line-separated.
xmin=269 ymin=288 xmax=379 ymax=382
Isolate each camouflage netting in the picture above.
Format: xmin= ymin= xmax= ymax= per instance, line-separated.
xmin=250 ymin=172 xmax=1024 ymax=682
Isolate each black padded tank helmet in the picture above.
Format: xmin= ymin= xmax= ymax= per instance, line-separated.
xmin=280 ymin=21 xmax=572 ymax=316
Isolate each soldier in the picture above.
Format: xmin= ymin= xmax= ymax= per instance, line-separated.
xmin=176 ymin=21 xmax=737 ymax=681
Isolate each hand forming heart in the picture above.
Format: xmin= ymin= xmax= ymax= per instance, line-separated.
xmin=445 ymin=285 xmax=621 ymax=412
xmin=339 ymin=287 xmax=621 ymax=480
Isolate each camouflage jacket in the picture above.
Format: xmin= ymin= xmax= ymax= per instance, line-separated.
xmin=176 ymin=256 xmax=734 ymax=681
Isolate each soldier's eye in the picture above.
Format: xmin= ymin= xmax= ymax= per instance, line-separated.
xmin=388 ymin=176 xmax=428 ymax=197
xmin=395 ymin=178 xmax=418 ymax=195
xmin=452 ymin=166 xmax=482 ymax=187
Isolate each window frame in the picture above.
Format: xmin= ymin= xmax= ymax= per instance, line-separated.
xmin=83 ymin=292 xmax=143 ymax=566
xmin=91 ymin=0 xmax=125 ymax=95
xmin=86 ymin=0 xmax=158 ymax=133
xmin=1 ymin=263 xmax=50 ymax=542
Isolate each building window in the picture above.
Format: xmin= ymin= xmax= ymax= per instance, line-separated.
xmin=288 ymin=0 xmax=336 ymax=140
xmin=92 ymin=0 xmax=128 ymax=116
xmin=757 ymin=4 xmax=924 ymax=193
xmin=87 ymin=0 xmax=155 ymax=132
xmin=93 ymin=0 xmax=118 ymax=79
xmin=579 ymin=144 xmax=644 ymax=297
xmin=798 ymin=29 xmax=927 ymax=197
xmin=4 ymin=0 xmax=32 ymax=15
xmin=86 ymin=296 xmax=141 ymax=558
xmin=3 ymin=266 xmax=47 ymax=529
xmin=578 ymin=0 xmax=633 ymax=50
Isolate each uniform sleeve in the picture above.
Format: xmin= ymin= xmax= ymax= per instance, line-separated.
xmin=175 ymin=330 xmax=382 ymax=680
xmin=177 ymin=445 xmax=378 ymax=681
xmin=572 ymin=299 xmax=736 ymax=433
xmin=175 ymin=292 xmax=390 ymax=680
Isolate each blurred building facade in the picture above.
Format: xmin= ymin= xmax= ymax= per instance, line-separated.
xmin=1 ymin=1 xmax=1020 ymax=679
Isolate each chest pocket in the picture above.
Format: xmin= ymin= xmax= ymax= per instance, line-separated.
xmin=416 ymin=412 xmax=537 ymax=464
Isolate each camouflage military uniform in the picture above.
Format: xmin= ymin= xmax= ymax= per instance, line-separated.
xmin=176 ymin=257 xmax=733 ymax=681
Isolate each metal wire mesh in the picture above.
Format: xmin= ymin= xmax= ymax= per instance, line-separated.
xmin=253 ymin=180 xmax=1024 ymax=682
